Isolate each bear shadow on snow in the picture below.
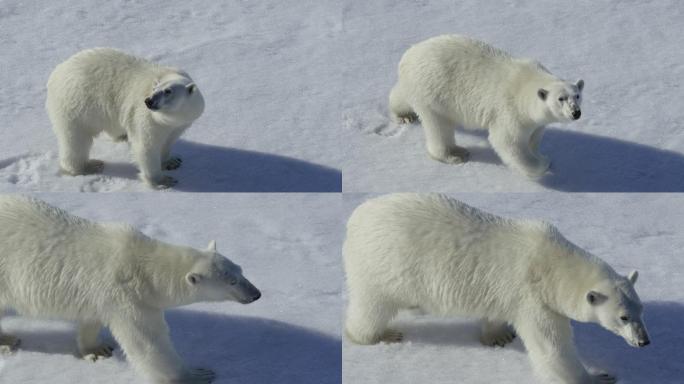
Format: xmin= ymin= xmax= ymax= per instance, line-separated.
xmin=392 ymin=317 xmax=526 ymax=352
xmin=169 ymin=140 xmax=342 ymax=192
xmin=456 ymin=128 xmax=684 ymax=192
xmin=573 ymin=301 xmax=684 ymax=383
xmin=4 ymin=310 xmax=341 ymax=384
xmin=388 ymin=302 xmax=684 ymax=383
xmin=82 ymin=140 xmax=342 ymax=192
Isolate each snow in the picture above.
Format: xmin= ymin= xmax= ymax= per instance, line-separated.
xmin=341 ymin=0 xmax=684 ymax=192
xmin=0 ymin=193 xmax=342 ymax=384
xmin=342 ymin=193 xmax=684 ymax=384
xmin=0 ymin=1 xmax=342 ymax=192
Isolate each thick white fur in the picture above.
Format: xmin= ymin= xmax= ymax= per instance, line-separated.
xmin=344 ymin=194 xmax=648 ymax=384
xmin=0 ymin=196 xmax=260 ymax=384
xmin=390 ymin=35 xmax=584 ymax=177
xmin=46 ymin=48 xmax=205 ymax=188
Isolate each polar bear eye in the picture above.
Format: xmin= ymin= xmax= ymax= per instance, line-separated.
xmin=164 ymin=88 xmax=172 ymax=95
xmin=620 ymin=315 xmax=630 ymax=322
xmin=558 ymin=96 xmax=565 ymax=102
xmin=575 ymin=95 xmax=580 ymax=99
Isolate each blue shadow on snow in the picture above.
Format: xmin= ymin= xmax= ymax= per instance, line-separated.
xmin=171 ymin=140 xmax=341 ymax=192
xmin=388 ymin=301 xmax=683 ymax=383
xmin=459 ymin=128 xmax=684 ymax=192
xmin=8 ymin=310 xmax=341 ymax=384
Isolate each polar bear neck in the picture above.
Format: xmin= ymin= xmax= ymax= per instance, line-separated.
xmin=532 ymin=230 xmax=617 ymax=321
xmin=133 ymin=237 xmax=202 ymax=309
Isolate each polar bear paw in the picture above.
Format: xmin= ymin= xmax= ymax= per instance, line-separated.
xmin=82 ymin=343 xmax=115 ymax=362
xmin=84 ymin=159 xmax=105 ymax=174
xmin=150 ymin=175 xmax=178 ymax=189
xmin=523 ymin=158 xmax=551 ymax=179
xmin=178 ymin=368 xmax=216 ymax=384
xmin=591 ymin=373 xmax=617 ymax=384
xmin=0 ymin=334 xmax=21 ymax=354
xmin=430 ymin=146 xmax=470 ymax=165
xmin=395 ymin=112 xmax=418 ymax=124
xmin=380 ymin=329 xmax=404 ymax=343
xmin=163 ymin=156 xmax=183 ymax=170
xmin=479 ymin=324 xmax=516 ymax=347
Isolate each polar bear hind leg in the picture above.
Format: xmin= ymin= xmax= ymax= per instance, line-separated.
xmin=479 ymin=319 xmax=516 ymax=347
xmin=345 ymin=293 xmax=401 ymax=344
xmin=389 ymin=83 xmax=418 ymax=124
xmin=53 ymin=120 xmax=102 ymax=175
xmin=414 ymin=105 xmax=469 ymax=164
xmin=78 ymin=321 xmax=115 ymax=361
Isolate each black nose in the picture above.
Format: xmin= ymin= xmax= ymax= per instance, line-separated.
xmin=572 ymin=110 xmax=581 ymax=119
xmin=252 ymin=292 xmax=261 ymax=301
xmin=144 ymin=98 xmax=158 ymax=110
xmin=638 ymin=339 xmax=650 ymax=347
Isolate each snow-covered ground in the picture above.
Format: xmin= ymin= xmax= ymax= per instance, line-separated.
xmin=0 ymin=1 xmax=342 ymax=192
xmin=0 ymin=193 xmax=342 ymax=384
xmin=342 ymin=193 xmax=684 ymax=384
xmin=341 ymin=0 xmax=684 ymax=192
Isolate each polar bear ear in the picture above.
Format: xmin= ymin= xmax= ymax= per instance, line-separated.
xmin=587 ymin=291 xmax=607 ymax=305
xmin=627 ymin=270 xmax=639 ymax=285
xmin=207 ymin=240 xmax=217 ymax=252
xmin=187 ymin=83 xmax=196 ymax=94
xmin=537 ymin=89 xmax=548 ymax=101
xmin=186 ymin=272 xmax=202 ymax=286
xmin=576 ymin=79 xmax=584 ymax=91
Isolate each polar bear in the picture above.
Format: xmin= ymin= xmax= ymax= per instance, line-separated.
xmin=389 ymin=35 xmax=584 ymax=178
xmin=46 ymin=48 xmax=205 ymax=188
xmin=0 ymin=196 xmax=261 ymax=384
xmin=344 ymin=194 xmax=649 ymax=384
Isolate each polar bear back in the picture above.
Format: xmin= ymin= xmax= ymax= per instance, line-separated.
xmin=344 ymin=194 xmax=580 ymax=318
xmin=46 ymin=48 xmax=175 ymax=134
xmin=397 ymin=35 xmax=556 ymax=128
xmin=0 ymin=196 xmax=146 ymax=319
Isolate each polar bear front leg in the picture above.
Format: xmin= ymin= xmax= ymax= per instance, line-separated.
xmin=78 ymin=321 xmax=114 ymax=361
xmin=489 ymin=127 xmax=549 ymax=178
xmin=161 ymin=127 xmax=187 ymax=171
xmin=110 ymin=310 xmax=216 ymax=384
xmin=515 ymin=311 xmax=615 ymax=384
xmin=415 ymin=106 xmax=469 ymax=164
xmin=479 ymin=319 xmax=516 ymax=347
xmin=528 ymin=126 xmax=548 ymax=162
xmin=0 ymin=321 xmax=21 ymax=354
xmin=132 ymin=138 xmax=177 ymax=189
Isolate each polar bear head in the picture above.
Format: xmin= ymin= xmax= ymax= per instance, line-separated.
xmin=537 ymin=80 xmax=584 ymax=122
xmin=144 ymin=73 xmax=205 ymax=124
xmin=184 ymin=240 xmax=261 ymax=304
xmin=584 ymin=270 xmax=650 ymax=348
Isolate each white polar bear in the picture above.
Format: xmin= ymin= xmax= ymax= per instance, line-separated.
xmin=389 ymin=35 xmax=584 ymax=178
xmin=46 ymin=48 xmax=205 ymax=189
xmin=0 ymin=196 xmax=261 ymax=384
xmin=344 ymin=194 xmax=649 ymax=384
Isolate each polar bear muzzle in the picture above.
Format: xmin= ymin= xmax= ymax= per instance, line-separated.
xmin=144 ymin=92 xmax=162 ymax=111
